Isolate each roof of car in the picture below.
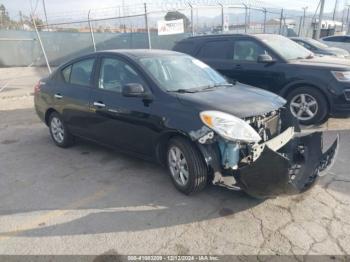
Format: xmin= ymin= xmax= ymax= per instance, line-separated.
xmin=179 ymin=33 xmax=283 ymax=42
xmin=96 ymin=49 xmax=183 ymax=58
xmin=290 ymin=37 xmax=308 ymax=40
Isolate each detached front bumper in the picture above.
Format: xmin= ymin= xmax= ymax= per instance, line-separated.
xmin=238 ymin=131 xmax=339 ymax=198
xmin=198 ymin=128 xmax=339 ymax=198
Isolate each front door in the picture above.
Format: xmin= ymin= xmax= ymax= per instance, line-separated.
xmin=226 ymin=38 xmax=284 ymax=92
xmin=88 ymin=55 xmax=157 ymax=155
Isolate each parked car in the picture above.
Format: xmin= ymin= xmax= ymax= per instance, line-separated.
xmin=321 ymin=35 xmax=350 ymax=52
xmin=290 ymin=37 xmax=349 ymax=58
xmin=34 ymin=50 xmax=338 ymax=198
xmin=173 ymin=34 xmax=350 ymax=125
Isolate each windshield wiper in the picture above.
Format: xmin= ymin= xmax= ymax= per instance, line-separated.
xmin=197 ymin=83 xmax=234 ymax=91
xmin=168 ymin=83 xmax=233 ymax=93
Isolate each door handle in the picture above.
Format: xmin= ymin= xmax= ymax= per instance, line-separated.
xmin=234 ymin=64 xmax=243 ymax=70
xmin=54 ymin=93 xmax=63 ymax=99
xmin=93 ymin=101 xmax=106 ymax=108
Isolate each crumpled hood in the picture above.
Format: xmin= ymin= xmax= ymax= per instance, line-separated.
xmin=176 ymin=82 xmax=286 ymax=118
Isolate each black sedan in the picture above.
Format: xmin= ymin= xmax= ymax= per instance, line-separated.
xmin=290 ymin=37 xmax=349 ymax=58
xmin=173 ymin=34 xmax=350 ymax=125
xmin=34 ymin=50 xmax=338 ymax=198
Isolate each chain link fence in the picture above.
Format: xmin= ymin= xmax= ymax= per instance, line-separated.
xmin=0 ymin=2 xmax=347 ymax=68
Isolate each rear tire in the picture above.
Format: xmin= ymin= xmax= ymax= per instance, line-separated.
xmin=286 ymin=87 xmax=328 ymax=125
xmin=166 ymin=137 xmax=208 ymax=195
xmin=48 ymin=112 xmax=74 ymax=148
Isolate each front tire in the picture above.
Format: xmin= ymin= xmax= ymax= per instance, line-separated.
xmin=49 ymin=112 xmax=74 ymax=148
xmin=166 ymin=137 xmax=208 ymax=195
xmin=286 ymin=87 xmax=328 ymax=125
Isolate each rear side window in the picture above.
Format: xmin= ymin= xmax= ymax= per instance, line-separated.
xmin=61 ymin=58 xmax=95 ymax=86
xmin=173 ymin=41 xmax=196 ymax=55
xmin=323 ymin=36 xmax=345 ymax=42
xmin=70 ymin=59 xmax=94 ymax=86
xmin=197 ymin=40 xmax=229 ymax=59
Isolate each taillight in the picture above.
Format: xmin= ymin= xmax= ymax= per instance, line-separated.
xmin=34 ymin=81 xmax=41 ymax=94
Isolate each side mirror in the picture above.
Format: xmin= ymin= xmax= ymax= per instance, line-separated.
xmin=257 ymin=54 xmax=275 ymax=63
xmin=122 ymin=83 xmax=145 ymax=97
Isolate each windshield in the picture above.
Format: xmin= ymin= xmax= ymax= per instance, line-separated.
xmin=305 ymin=38 xmax=328 ymax=49
xmin=257 ymin=34 xmax=313 ymax=60
xmin=139 ymin=55 xmax=227 ymax=92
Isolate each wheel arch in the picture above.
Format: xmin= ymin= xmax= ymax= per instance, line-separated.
xmin=155 ymin=130 xmax=218 ymax=176
xmin=44 ymin=108 xmax=58 ymax=126
xmin=279 ymin=81 xmax=331 ymax=112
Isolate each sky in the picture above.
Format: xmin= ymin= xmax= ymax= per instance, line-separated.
xmin=0 ymin=0 xmax=345 ymax=21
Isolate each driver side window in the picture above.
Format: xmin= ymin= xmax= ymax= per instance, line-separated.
xmin=233 ymin=40 xmax=268 ymax=62
xmin=98 ymin=57 xmax=144 ymax=93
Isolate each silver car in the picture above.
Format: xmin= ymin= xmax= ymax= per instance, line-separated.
xmin=321 ymin=35 xmax=350 ymax=53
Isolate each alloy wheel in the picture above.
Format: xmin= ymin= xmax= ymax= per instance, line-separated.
xmin=168 ymin=146 xmax=189 ymax=186
xmin=290 ymin=93 xmax=318 ymax=121
xmin=50 ymin=117 xmax=65 ymax=144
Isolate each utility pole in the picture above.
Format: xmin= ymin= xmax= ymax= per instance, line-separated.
xmin=346 ymin=5 xmax=350 ymax=33
xmin=301 ymin=6 xmax=308 ymax=36
xmin=298 ymin=16 xmax=303 ymax=36
xmin=42 ymin=0 xmax=48 ymax=27
xmin=279 ymin=8 xmax=284 ymax=35
xmin=144 ymin=3 xmax=151 ymax=49
xmin=341 ymin=7 xmax=345 ymax=31
xmin=263 ymin=8 xmax=267 ymax=33
xmin=19 ymin=11 xmax=23 ymax=28
xmin=316 ymin=0 xmax=325 ymax=40
xmin=333 ymin=0 xmax=338 ymax=20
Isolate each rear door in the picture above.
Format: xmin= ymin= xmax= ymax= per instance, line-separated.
xmin=54 ymin=56 xmax=97 ymax=138
xmin=195 ymin=39 xmax=234 ymax=83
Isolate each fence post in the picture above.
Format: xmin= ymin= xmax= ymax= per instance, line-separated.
xmin=243 ymin=4 xmax=248 ymax=33
xmin=189 ymin=3 xmax=194 ymax=36
xmin=279 ymin=8 xmax=284 ymax=35
xmin=32 ymin=15 xmax=51 ymax=73
xmin=88 ymin=10 xmax=96 ymax=52
xmin=263 ymin=8 xmax=267 ymax=33
xmin=144 ymin=3 xmax=151 ymax=49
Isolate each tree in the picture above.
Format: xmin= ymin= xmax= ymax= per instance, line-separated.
xmin=164 ymin=11 xmax=190 ymax=31
xmin=0 ymin=4 xmax=25 ymax=30
xmin=22 ymin=14 xmax=45 ymax=31
xmin=0 ymin=4 xmax=12 ymax=29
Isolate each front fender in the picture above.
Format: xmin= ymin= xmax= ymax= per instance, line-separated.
xmin=279 ymin=79 xmax=328 ymax=98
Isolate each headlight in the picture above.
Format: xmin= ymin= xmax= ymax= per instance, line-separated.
xmin=331 ymin=71 xmax=350 ymax=82
xmin=200 ymin=111 xmax=261 ymax=143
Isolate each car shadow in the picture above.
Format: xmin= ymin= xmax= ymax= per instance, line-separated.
xmin=0 ymin=108 xmax=262 ymax=238
xmin=0 ymin=108 xmax=349 ymax=239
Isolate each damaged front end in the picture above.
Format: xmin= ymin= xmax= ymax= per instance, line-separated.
xmin=193 ymin=109 xmax=339 ymax=198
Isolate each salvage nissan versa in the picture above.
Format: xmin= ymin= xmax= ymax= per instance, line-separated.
xmin=34 ymin=50 xmax=338 ymax=198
